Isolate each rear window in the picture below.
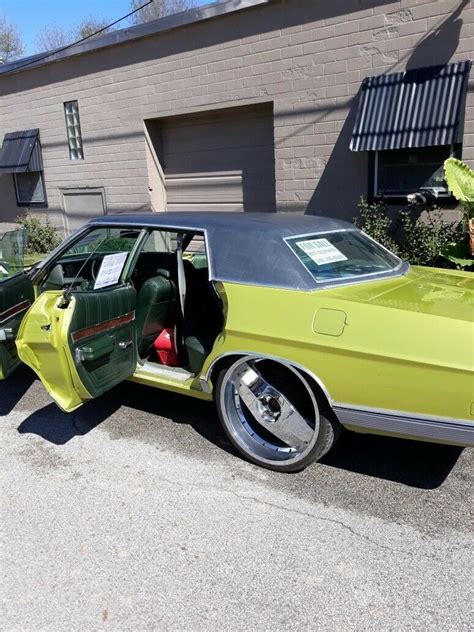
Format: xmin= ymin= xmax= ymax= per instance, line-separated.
xmin=286 ymin=230 xmax=401 ymax=284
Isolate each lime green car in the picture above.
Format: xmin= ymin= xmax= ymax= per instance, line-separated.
xmin=0 ymin=213 xmax=472 ymax=472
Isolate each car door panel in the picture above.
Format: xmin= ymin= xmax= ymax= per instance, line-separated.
xmin=69 ymin=287 xmax=136 ymax=399
xmin=16 ymin=285 xmax=137 ymax=412
xmin=0 ymin=273 xmax=35 ymax=379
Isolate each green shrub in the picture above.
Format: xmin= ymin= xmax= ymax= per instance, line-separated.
xmin=397 ymin=209 xmax=463 ymax=267
xmin=355 ymin=197 xmax=400 ymax=255
xmin=16 ymin=213 xmax=61 ymax=255
xmin=355 ymin=198 xmax=465 ymax=269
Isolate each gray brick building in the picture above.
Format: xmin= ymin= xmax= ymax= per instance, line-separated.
xmin=0 ymin=0 xmax=472 ymax=233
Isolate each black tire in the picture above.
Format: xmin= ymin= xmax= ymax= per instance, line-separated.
xmin=215 ymin=358 xmax=340 ymax=473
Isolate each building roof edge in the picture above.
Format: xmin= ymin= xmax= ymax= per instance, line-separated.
xmin=0 ymin=0 xmax=270 ymax=76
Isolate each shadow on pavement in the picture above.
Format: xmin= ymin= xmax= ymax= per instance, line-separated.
xmin=16 ymin=379 xmax=462 ymax=488
xmin=322 ymin=430 xmax=463 ymax=490
xmin=118 ymin=381 xmax=235 ymax=453
xmin=0 ymin=365 xmax=36 ymax=416
xmin=17 ymin=397 xmax=121 ymax=445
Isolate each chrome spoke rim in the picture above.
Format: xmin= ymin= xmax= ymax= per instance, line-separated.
xmin=222 ymin=357 xmax=320 ymax=464
xmin=237 ymin=361 xmax=314 ymax=448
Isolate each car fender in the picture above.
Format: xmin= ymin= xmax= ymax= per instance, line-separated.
xmin=200 ymin=350 xmax=334 ymax=407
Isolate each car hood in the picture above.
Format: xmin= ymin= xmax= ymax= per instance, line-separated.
xmin=327 ymin=266 xmax=474 ymax=322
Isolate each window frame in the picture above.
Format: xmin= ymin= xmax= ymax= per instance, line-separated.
xmin=64 ymin=100 xmax=84 ymax=161
xmin=369 ymin=144 xmax=461 ymax=205
xmin=13 ymin=171 xmax=47 ymax=207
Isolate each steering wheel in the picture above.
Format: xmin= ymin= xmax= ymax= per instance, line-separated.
xmin=91 ymin=256 xmax=102 ymax=281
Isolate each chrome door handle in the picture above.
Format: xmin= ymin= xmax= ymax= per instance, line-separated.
xmin=118 ymin=340 xmax=133 ymax=350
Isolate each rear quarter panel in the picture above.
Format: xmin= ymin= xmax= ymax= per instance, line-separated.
xmin=205 ymin=281 xmax=473 ymax=422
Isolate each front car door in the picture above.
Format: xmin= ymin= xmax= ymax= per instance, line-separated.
xmin=0 ymin=229 xmax=35 ymax=379
xmin=16 ymin=225 xmax=145 ymax=412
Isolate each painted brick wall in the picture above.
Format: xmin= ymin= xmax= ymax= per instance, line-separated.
xmin=0 ymin=0 xmax=472 ymax=230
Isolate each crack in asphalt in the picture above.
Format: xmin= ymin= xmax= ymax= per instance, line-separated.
xmin=8 ymin=406 xmax=470 ymax=561
xmin=214 ymin=487 xmax=439 ymax=559
xmin=145 ymin=471 xmax=444 ymax=560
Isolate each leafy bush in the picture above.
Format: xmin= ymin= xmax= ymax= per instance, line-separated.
xmin=355 ymin=198 xmax=400 ymax=255
xmin=355 ymin=198 xmax=465 ymax=268
xmin=16 ymin=213 xmax=61 ymax=255
xmin=397 ymin=209 xmax=463 ymax=267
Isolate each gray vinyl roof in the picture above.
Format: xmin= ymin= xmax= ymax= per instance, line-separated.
xmin=350 ymin=60 xmax=472 ymax=152
xmin=0 ymin=0 xmax=270 ymax=76
xmin=87 ymin=211 xmax=356 ymax=290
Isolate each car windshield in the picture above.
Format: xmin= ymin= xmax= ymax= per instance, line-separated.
xmin=286 ymin=230 xmax=401 ymax=283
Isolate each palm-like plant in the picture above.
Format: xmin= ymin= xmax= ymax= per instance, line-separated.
xmin=444 ymin=158 xmax=474 ymax=261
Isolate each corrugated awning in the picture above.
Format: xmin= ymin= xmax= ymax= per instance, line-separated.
xmin=350 ymin=60 xmax=471 ymax=152
xmin=0 ymin=129 xmax=43 ymax=173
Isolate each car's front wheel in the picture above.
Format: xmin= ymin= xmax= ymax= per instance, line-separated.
xmin=216 ymin=357 xmax=339 ymax=473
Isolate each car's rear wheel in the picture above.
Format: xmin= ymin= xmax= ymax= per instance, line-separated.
xmin=216 ymin=356 xmax=339 ymax=472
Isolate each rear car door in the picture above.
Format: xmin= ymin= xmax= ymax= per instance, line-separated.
xmin=16 ymin=226 xmax=144 ymax=412
xmin=0 ymin=229 xmax=35 ymax=379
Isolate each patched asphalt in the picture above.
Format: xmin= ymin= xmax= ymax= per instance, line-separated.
xmin=1 ymin=366 xmax=473 ymax=630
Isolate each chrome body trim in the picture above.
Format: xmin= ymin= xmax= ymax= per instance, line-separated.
xmin=334 ymin=404 xmax=474 ymax=447
xmin=334 ymin=402 xmax=471 ymax=425
xmin=199 ymin=375 xmax=212 ymax=394
xmin=201 ymin=350 xmax=334 ymax=405
xmin=0 ymin=299 xmax=31 ymax=325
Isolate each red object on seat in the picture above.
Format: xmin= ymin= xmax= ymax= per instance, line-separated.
xmin=154 ymin=328 xmax=180 ymax=366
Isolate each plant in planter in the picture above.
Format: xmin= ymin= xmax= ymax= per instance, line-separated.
xmin=443 ymin=158 xmax=474 ymax=267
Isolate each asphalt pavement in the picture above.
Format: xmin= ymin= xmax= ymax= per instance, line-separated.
xmin=1 ymin=366 xmax=473 ymax=631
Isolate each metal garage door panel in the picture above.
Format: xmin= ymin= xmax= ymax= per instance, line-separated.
xmin=62 ymin=189 xmax=106 ymax=233
xmin=161 ymin=105 xmax=276 ymax=213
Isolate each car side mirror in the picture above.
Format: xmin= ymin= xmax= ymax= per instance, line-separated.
xmin=42 ymin=264 xmax=65 ymax=291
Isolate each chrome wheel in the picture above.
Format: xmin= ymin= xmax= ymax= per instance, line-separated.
xmin=218 ymin=357 xmax=321 ymax=468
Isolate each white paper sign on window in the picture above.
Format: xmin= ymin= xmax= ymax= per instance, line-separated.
xmin=94 ymin=252 xmax=129 ymax=290
xmin=297 ymin=238 xmax=348 ymax=265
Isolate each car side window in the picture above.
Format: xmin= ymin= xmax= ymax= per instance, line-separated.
xmin=41 ymin=227 xmax=142 ymax=292
xmin=184 ymin=234 xmax=208 ymax=271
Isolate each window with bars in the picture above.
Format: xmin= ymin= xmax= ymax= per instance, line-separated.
xmin=64 ymin=100 xmax=84 ymax=160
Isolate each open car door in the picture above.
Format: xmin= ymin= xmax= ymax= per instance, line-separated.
xmin=15 ymin=225 xmax=144 ymax=412
xmin=0 ymin=229 xmax=35 ymax=379
xmin=17 ymin=285 xmax=137 ymax=413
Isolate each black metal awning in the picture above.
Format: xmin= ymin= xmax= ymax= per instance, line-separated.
xmin=350 ymin=60 xmax=471 ymax=152
xmin=0 ymin=129 xmax=43 ymax=173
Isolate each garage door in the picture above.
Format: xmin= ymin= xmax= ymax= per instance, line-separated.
xmin=160 ymin=104 xmax=276 ymax=213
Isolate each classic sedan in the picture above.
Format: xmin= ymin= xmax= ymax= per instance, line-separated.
xmin=1 ymin=212 xmax=472 ymax=472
